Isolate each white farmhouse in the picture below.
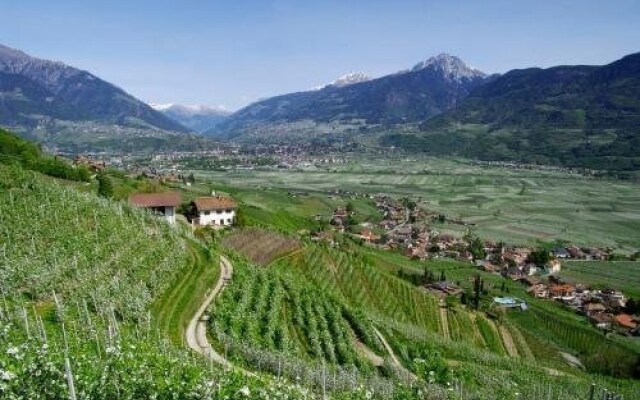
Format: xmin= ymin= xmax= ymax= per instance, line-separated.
xmin=128 ymin=191 xmax=182 ymax=224
xmin=192 ymin=196 xmax=237 ymax=227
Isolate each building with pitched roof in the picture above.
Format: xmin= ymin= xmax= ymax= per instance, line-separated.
xmin=128 ymin=192 xmax=182 ymax=224
xmin=191 ymin=196 xmax=237 ymax=226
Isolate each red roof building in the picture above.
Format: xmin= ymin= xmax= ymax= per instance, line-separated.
xmin=615 ymin=314 xmax=638 ymax=330
xmin=128 ymin=192 xmax=181 ymax=224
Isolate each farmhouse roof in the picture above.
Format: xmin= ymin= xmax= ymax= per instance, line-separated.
xmin=193 ymin=196 xmax=237 ymax=211
xmin=615 ymin=314 xmax=638 ymax=330
xmin=589 ymin=312 xmax=613 ymax=324
xmin=129 ymin=192 xmax=181 ymax=208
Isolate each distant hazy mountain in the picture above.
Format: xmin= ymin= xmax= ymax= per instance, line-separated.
xmin=211 ymin=53 xmax=489 ymax=140
xmin=382 ymin=52 xmax=640 ymax=171
xmin=151 ymin=103 xmax=230 ymax=133
xmin=0 ymin=44 xmax=199 ymax=153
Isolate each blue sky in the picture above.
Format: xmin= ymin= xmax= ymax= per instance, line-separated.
xmin=2 ymin=0 xmax=639 ymax=110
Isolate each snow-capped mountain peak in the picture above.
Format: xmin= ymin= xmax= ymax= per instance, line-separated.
xmin=149 ymin=103 xmax=229 ymax=116
xmin=411 ymin=53 xmax=486 ymax=82
xmin=328 ymin=72 xmax=371 ymax=88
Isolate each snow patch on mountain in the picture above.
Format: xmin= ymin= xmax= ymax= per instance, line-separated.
xmin=328 ymin=72 xmax=371 ymax=87
xmin=411 ymin=53 xmax=486 ymax=82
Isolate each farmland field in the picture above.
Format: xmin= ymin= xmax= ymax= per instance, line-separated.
xmin=222 ymin=228 xmax=301 ymax=265
xmin=559 ymin=261 xmax=640 ymax=298
xmin=192 ymin=156 xmax=640 ymax=253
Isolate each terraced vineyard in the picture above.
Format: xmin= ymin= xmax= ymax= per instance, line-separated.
xmin=0 ymin=163 xmax=333 ymax=399
xmin=0 ymin=164 xmax=189 ymax=320
xmin=3 ymin=126 xmax=639 ymax=399
xmin=279 ymin=244 xmax=442 ymax=334
xmin=209 ymin=254 xmax=381 ymax=370
xmin=508 ymin=302 xmax=639 ymax=377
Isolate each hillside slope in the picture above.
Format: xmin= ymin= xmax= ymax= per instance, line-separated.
xmin=0 ymin=44 xmax=212 ymax=153
xmin=0 ymin=164 xmax=191 ymax=319
xmin=382 ymin=52 xmax=640 ymax=171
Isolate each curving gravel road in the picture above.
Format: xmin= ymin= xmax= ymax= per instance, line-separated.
xmin=185 ymin=254 xmax=233 ymax=369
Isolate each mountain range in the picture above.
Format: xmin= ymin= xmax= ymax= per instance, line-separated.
xmin=150 ymin=103 xmax=230 ymax=133
xmin=208 ymin=52 xmax=639 ymax=172
xmin=0 ymin=44 xmax=212 ymax=153
xmin=0 ymin=42 xmax=638 ymax=171
xmin=211 ymin=53 xmax=489 ymax=140
xmin=382 ymin=52 xmax=640 ymax=171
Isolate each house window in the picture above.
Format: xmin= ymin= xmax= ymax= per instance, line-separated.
xmin=204 ymin=211 xmax=210 ymax=216
xmin=216 ymin=210 xmax=222 ymax=214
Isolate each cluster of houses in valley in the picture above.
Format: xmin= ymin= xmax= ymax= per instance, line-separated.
xmin=520 ymin=276 xmax=639 ymax=335
xmin=313 ymin=194 xmax=640 ymax=335
xmin=127 ymin=191 xmax=237 ymax=227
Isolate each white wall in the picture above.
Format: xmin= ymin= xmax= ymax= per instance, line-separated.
xmin=199 ymin=209 xmax=235 ymax=226
xmin=164 ymin=206 xmax=176 ymax=224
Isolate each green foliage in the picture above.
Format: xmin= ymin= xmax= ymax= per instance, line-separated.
xmin=469 ymin=237 xmax=486 ymax=261
xmin=509 ymin=303 xmax=639 ymax=378
xmin=560 ymin=261 xmax=640 ymax=298
xmin=0 ymin=128 xmax=90 ymax=182
xmin=382 ymin=53 xmax=640 ymax=172
xmin=528 ymin=248 xmax=550 ymax=266
xmin=96 ymin=172 xmax=114 ymax=198
xmin=0 ymin=164 xmax=189 ymax=320
xmin=210 ymin=256 xmax=372 ymax=370
xmin=233 ymin=206 xmax=248 ymax=227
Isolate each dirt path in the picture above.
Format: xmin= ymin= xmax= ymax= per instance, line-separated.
xmin=497 ymin=324 xmax=519 ymax=358
xmin=373 ymin=327 xmax=417 ymax=381
xmin=353 ymin=339 xmax=384 ymax=366
xmin=185 ymin=255 xmax=233 ymax=369
xmin=439 ymin=299 xmax=450 ymax=340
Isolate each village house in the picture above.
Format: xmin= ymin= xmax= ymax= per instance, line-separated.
xmin=549 ymin=283 xmax=576 ymax=298
xmin=527 ymin=284 xmax=549 ymax=298
xmin=584 ymin=302 xmax=606 ymax=314
xmin=614 ymin=314 xmax=638 ymax=331
xmin=359 ymin=229 xmax=380 ymax=244
xmin=598 ymin=289 xmax=626 ymax=308
xmin=493 ymin=297 xmax=528 ymax=310
xmin=552 ymin=248 xmax=570 ymax=259
xmin=589 ymin=312 xmax=613 ymax=330
xmin=191 ymin=196 xmax=237 ymax=227
xmin=128 ymin=191 xmax=181 ymax=224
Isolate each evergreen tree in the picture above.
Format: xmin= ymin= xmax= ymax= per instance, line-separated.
xmin=233 ymin=207 xmax=247 ymax=228
xmin=473 ymin=274 xmax=482 ymax=309
xmin=97 ymin=173 xmax=114 ymax=198
xmin=469 ymin=237 xmax=486 ymax=260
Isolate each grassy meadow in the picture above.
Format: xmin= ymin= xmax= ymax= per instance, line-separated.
xmin=192 ymin=156 xmax=640 ymax=252
xmin=559 ymin=261 xmax=640 ymax=298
